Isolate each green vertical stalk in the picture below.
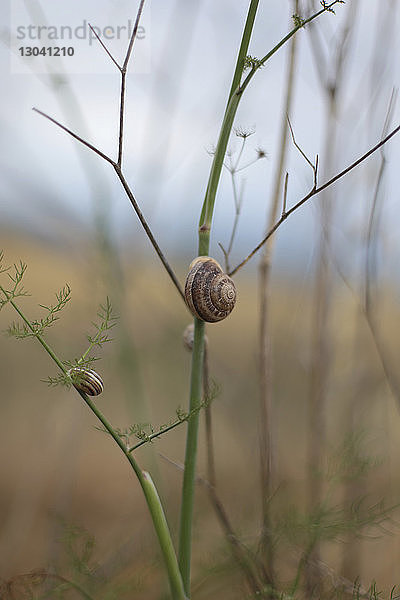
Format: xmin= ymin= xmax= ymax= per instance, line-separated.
xmin=199 ymin=0 xmax=260 ymax=232
xmin=178 ymin=318 xmax=206 ymax=591
xmin=141 ymin=471 xmax=188 ymax=600
xmin=178 ymin=1 xmax=260 ymax=596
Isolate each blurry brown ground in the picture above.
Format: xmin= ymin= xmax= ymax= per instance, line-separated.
xmin=1 ymin=229 xmax=400 ymax=599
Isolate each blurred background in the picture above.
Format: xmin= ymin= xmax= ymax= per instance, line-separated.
xmin=1 ymin=0 xmax=400 ymax=598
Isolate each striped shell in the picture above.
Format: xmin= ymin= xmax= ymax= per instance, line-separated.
xmin=184 ymin=257 xmax=236 ymax=323
xmin=68 ymin=367 xmax=104 ymax=396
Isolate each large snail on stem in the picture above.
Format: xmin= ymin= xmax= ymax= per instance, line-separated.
xmin=184 ymin=257 xmax=237 ymax=323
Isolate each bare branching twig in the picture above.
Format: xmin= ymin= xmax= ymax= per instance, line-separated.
xmin=229 ymin=122 xmax=400 ymax=277
xmin=33 ymin=0 xmax=185 ymax=304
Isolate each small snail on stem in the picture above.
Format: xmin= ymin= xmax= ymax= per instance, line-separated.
xmin=68 ymin=367 xmax=104 ymax=396
xmin=184 ymin=257 xmax=236 ymax=323
xmin=182 ymin=323 xmax=209 ymax=351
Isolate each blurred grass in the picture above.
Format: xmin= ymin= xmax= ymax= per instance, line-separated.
xmin=0 ymin=228 xmax=399 ymax=598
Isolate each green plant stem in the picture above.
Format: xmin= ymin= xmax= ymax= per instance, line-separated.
xmin=244 ymin=1 xmax=344 ymax=79
xmin=79 ymin=390 xmax=187 ymax=599
xmin=142 ymin=471 xmax=188 ymax=600
xmin=179 ymin=2 xmax=341 ymax=592
xmin=1 ymin=289 xmax=186 ymax=600
xmin=178 ymin=317 xmax=205 ymax=593
xmin=129 ymin=394 xmax=211 ymax=452
xmin=178 ymin=2 xmax=260 ymax=596
xmin=199 ymin=0 xmax=343 ymax=234
xmin=200 ymin=0 xmax=259 ymax=231
xmin=0 ymin=288 xmax=66 ymax=372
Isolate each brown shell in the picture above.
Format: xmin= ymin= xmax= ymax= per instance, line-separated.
xmin=68 ymin=368 xmax=104 ymax=396
xmin=184 ymin=257 xmax=236 ymax=323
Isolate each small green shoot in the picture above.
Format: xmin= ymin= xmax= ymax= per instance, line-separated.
xmin=44 ymin=297 xmax=118 ymax=388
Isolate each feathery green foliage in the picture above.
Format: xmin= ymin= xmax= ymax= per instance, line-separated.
xmin=7 ymin=285 xmax=71 ymax=339
xmin=43 ymin=297 xmax=117 ymax=388
xmin=0 ymin=252 xmax=29 ymax=310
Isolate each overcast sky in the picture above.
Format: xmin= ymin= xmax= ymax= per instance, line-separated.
xmin=1 ymin=1 xmax=400 ymax=277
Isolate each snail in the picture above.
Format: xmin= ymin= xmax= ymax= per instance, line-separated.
xmin=184 ymin=257 xmax=236 ymax=323
xmin=182 ymin=323 xmax=195 ymax=351
xmin=68 ymin=367 xmax=104 ymax=396
xmin=182 ymin=322 xmax=209 ymax=351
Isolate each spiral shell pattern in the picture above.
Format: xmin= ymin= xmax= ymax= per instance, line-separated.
xmin=68 ymin=367 xmax=104 ymax=396
xmin=184 ymin=257 xmax=236 ymax=323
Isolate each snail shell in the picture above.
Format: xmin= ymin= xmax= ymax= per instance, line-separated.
xmin=68 ymin=367 xmax=104 ymax=396
xmin=182 ymin=322 xmax=209 ymax=351
xmin=184 ymin=257 xmax=236 ymax=323
xmin=182 ymin=323 xmax=195 ymax=351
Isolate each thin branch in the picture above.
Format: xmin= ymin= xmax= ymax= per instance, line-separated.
xmin=33 ymin=0 xmax=185 ymax=304
xmin=113 ymin=165 xmax=185 ymax=302
xmin=32 ymin=112 xmax=185 ymax=304
xmin=32 ymin=108 xmax=115 ymax=166
xmin=235 ymin=159 xmax=261 ymax=173
xmin=365 ymin=88 xmax=397 ymax=313
xmin=203 ymin=478 xmax=264 ymax=595
xmin=161 ymin=453 xmax=265 ymax=595
xmin=282 ymin=172 xmax=289 ymax=217
xmin=232 ymin=134 xmax=247 ymax=172
xmin=287 ymin=116 xmax=316 ymax=174
xmin=122 ymin=0 xmax=146 ymax=71
xmin=229 ymin=158 xmax=243 ymax=212
xmin=118 ymin=72 xmax=127 ymax=166
xmin=229 ymin=123 xmax=400 ymax=276
xmin=312 ymin=141 xmax=400 ymax=416
xmin=315 ymin=154 xmax=319 ymax=187
xmin=203 ymin=343 xmax=267 ymax=595
xmin=118 ymin=0 xmax=146 ymax=166
xmin=199 ymin=1 xmax=344 ymax=238
xmin=220 ymin=136 xmax=263 ymax=272
xmin=238 ymin=1 xmax=346 ymax=97
xmin=319 ymin=212 xmax=400 ymax=411
xmin=127 ymin=389 xmax=213 ymax=452
xmin=218 ymin=242 xmax=229 ymax=274
xmin=82 ymin=1 xmax=146 ymax=168
xmin=293 ymin=123 xmax=400 ymax=215
xmin=88 ymin=23 xmax=122 ymax=71
xmin=257 ymin=3 xmax=299 ymax=588
xmin=221 ymin=172 xmax=245 ymax=272
xmin=128 ymin=419 xmax=182 ymax=451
